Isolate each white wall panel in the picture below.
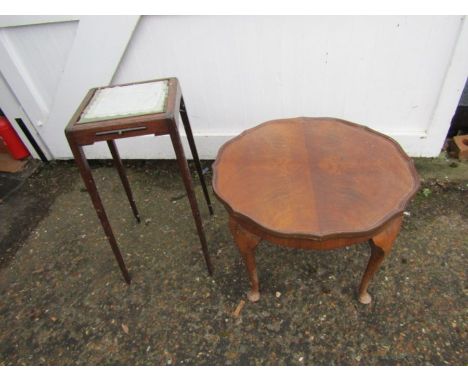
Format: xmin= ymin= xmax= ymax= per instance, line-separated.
xmin=109 ymin=15 xmax=467 ymax=158
xmin=2 ymin=21 xmax=78 ymax=111
xmin=1 ymin=16 xmax=467 ymax=158
xmin=113 ymin=16 xmax=460 ymax=134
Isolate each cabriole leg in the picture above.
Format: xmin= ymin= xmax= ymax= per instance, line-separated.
xmin=358 ymin=215 xmax=403 ymax=304
xmin=229 ymin=217 xmax=261 ymax=302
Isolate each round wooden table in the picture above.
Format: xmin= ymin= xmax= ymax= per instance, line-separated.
xmin=213 ymin=117 xmax=419 ymax=304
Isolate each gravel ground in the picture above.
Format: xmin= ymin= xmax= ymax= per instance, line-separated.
xmin=0 ymin=158 xmax=466 ymax=365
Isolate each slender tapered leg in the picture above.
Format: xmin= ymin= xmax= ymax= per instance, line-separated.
xmin=358 ymin=215 xmax=403 ymax=304
xmin=179 ymin=96 xmax=214 ymax=215
xmin=68 ymin=139 xmax=131 ymax=284
xmin=107 ymin=140 xmax=141 ymax=223
xmin=229 ymin=217 xmax=262 ymax=302
xmin=169 ymin=122 xmax=213 ymax=275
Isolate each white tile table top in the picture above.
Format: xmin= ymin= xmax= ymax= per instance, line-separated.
xmin=78 ymin=80 xmax=169 ymax=123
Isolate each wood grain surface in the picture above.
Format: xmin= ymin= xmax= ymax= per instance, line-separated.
xmin=213 ymin=117 xmax=419 ymax=240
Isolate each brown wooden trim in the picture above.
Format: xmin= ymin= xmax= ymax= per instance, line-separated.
xmin=73 ymin=78 xmax=178 ymax=127
xmin=65 ymin=88 xmax=97 ymax=134
xmin=68 ymin=120 xmax=170 ymax=146
xmin=93 ymin=76 xmax=176 ymax=91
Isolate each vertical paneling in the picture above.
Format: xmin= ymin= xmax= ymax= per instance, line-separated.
xmin=2 ymin=21 xmax=78 ymax=110
xmin=42 ymin=16 xmax=140 ymax=159
xmin=1 ymin=16 xmax=466 ymax=158
xmin=113 ymin=16 xmax=462 ymax=139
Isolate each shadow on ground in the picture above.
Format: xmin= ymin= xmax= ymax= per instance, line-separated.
xmin=0 ymin=158 xmax=466 ymax=365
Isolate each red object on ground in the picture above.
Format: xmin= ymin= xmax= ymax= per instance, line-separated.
xmin=0 ymin=116 xmax=29 ymax=160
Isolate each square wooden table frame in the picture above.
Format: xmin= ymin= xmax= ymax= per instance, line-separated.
xmin=65 ymin=78 xmax=213 ymax=283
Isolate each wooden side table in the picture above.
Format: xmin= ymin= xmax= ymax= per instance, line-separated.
xmin=65 ymin=78 xmax=213 ymax=283
xmin=213 ymin=118 xmax=420 ymax=304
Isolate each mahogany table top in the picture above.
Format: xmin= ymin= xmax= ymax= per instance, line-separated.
xmin=213 ymin=117 xmax=419 ymax=240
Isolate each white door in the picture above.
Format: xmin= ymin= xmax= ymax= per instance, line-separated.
xmin=0 ymin=16 xmax=140 ymax=159
xmin=0 ymin=72 xmax=50 ymax=160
